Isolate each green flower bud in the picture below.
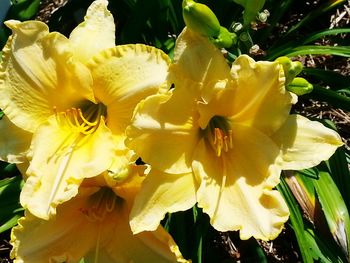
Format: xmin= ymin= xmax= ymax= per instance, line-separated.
xmin=213 ymin=26 xmax=237 ymax=48
xmin=275 ymin=56 xmax=303 ymax=85
xmin=287 ymin=77 xmax=313 ymax=96
xmin=182 ymin=0 xmax=221 ymax=37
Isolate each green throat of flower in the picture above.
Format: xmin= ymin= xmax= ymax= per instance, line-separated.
xmin=205 ymin=116 xmax=233 ymax=157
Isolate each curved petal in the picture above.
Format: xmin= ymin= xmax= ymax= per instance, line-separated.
xmin=230 ymin=55 xmax=296 ymax=135
xmin=196 ymin=83 xmax=235 ymax=128
xmin=105 ymin=136 xmax=137 ymax=183
xmin=11 ymin=188 xmax=100 ymax=263
xmin=99 ymin=203 xmax=190 ymax=263
xmin=88 ymin=44 xmax=170 ymax=107
xmin=170 ymin=27 xmax=231 ymax=89
xmin=126 ymin=85 xmax=199 ymax=174
xmin=21 ymin=115 xmax=115 ymax=219
xmin=272 ymin=114 xmax=343 ymax=170
xmin=0 ymin=20 xmax=94 ymax=133
xmin=199 ymin=176 xmax=289 ymax=240
xmin=193 ymin=124 xmax=287 ymax=240
xmin=130 ymin=169 xmax=197 ymax=234
xmin=69 ymin=0 xmax=115 ymax=63
xmin=0 ymin=116 xmax=32 ymax=163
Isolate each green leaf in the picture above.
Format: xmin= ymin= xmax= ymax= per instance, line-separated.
xmin=0 ymin=175 xmax=23 ymax=233
xmin=284 ymin=0 xmax=346 ymax=37
xmin=0 ymin=213 xmax=22 ymax=233
xmin=314 ymin=171 xmax=350 ymax=260
xmin=307 ymin=85 xmax=350 ymax=112
xmin=8 ymin=0 xmax=40 ymax=20
xmin=301 ymin=28 xmax=350 ymax=45
xmin=278 ymin=175 xmax=345 ymax=262
xmin=303 ymin=68 xmax=350 ymax=90
xmin=278 ymin=177 xmax=314 ymax=263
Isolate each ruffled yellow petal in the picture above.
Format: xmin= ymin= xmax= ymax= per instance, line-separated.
xmin=11 ymin=188 xmax=100 ymax=263
xmin=100 ymin=202 xmax=189 ymax=263
xmin=88 ymin=44 xmax=170 ymax=107
xmin=12 ymin=180 xmax=189 ymax=263
xmin=0 ymin=20 xmax=94 ymax=132
xmin=20 ymin=115 xmax=115 ymax=219
xmin=130 ymin=169 xmax=197 ymax=234
xmin=170 ymin=27 xmax=230 ymax=89
xmin=126 ymin=85 xmax=199 ymax=174
xmin=230 ymin=55 xmax=296 ymax=135
xmin=272 ymin=114 xmax=343 ymax=170
xmin=0 ymin=116 xmax=32 ymax=163
xmin=69 ymin=0 xmax=115 ymax=63
xmin=193 ymin=124 xmax=288 ymax=240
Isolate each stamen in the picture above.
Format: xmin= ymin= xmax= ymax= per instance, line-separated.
xmin=212 ymin=127 xmax=233 ymax=157
xmin=78 ymin=108 xmax=98 ymax=127
xmin=80 ymin=188 xmax=118 ymax=222
xmin=53 ymin=103 xmax=105 ymax=135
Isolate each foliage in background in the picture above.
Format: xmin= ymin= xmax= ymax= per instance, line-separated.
xmin=0 ymin=0 xmax=349 ymax=262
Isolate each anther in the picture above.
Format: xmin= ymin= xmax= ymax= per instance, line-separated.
xmin=212 ymin=127 xmax=233 ymax=157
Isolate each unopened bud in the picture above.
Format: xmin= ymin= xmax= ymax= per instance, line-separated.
xmin=287 ymin=77 xmax=313 ymax=96
xmin=213 ymin=26 xmax=237 ymax=48
xmin=275 ymin=56 xmax=303 ymax=85
xmin=182 ymin=0 xmax=221 ymax=37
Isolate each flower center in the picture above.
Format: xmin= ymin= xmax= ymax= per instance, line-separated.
xmin=80 ymin=187 xmax=122 ymax=222
xmin=205 ymin=116 xmax=233 ymax=157
xmin=54 ymin=101 xmax=107 ymax=135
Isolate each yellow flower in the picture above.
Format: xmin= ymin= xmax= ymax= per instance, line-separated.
xmin=126 ymin=28 xmax=343 ymax=240
xmin=10 ymin=167 xmax=190 ymax=263
xmin=0 ymin=0 xmax=170 ymax=220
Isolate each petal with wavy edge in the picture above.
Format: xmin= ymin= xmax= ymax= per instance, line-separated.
xmin=106 ymin=134 xmax=137 ymax=183
xmin=101 ymin=203 xmax=190 ymax=263
xmin=69 ymin=0 xmax=115 ymax=63
xmin=11 ymin=185 xmax=189 ymax=262
xmin=20 ymin=115 xmax=115 ymax=219
xmin=126 ymin=84 xmax=199 ymax=174
xmin=272 ymin=114 xmax=343 ymax=170
xmin=130 ymin=169 xmax=197 ymax=234
xmin=193 ymin=124 xmax=288 ymax=240
xmin=88 ymin=44 xmax=170 ymax=107
xmin=0 ymin=116 xmax=32 ymax=163
xmin=230 ymin=55 xmax=295 ymax=135
xmin=0 ymin=20 xmax=94 ymax=132
xmin=170 ymin=27 xmax=231 ymax=90
xmin=11 ymin=188 xmax=100 ymax=263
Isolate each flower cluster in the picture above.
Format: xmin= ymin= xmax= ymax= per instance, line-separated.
xmin=0 ymin=0 xmax=342 ymax=262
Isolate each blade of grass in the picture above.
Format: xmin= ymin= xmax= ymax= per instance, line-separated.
xmin=301 ymin=28 xmax=350 ymax=44
xmin=303 ymin=68 xmax=350 ymax=90
xmin=284 ymin=0 xmax=346 ymax=37
xmin=268 ymin=45 xmax=350 ymax=60
xmin=307 ymin=85 xmax=350 ymax=112
xmin=314 ymin=171 xmax=350 ymax=260
xmin=278 ymin=177 xmax=314 ymax=263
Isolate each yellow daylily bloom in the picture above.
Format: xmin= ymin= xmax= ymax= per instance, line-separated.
xmin=11 ymin=168 xmax=190 ymax=263
xmin=0 ymin=0 xmax=170 ymax=220
xmin=126 ymin=27 xmax=343 ymax=240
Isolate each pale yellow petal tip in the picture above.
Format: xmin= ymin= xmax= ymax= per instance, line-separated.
xmin=130 ymin=217 xmax=159 ymax=235
xmin=4 ymin=19 xmax=48 ymax=32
